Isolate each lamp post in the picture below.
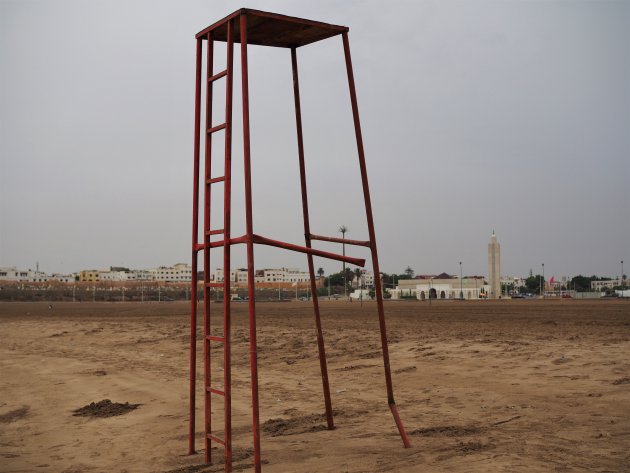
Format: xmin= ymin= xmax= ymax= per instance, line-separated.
xmin=541 ymin=263 xmax=545 ymax=298
xmin=621 ymin=260 xmax=624 ymax=292
xmin=459 ymin=261 xmax=463 ymax=300
xmin=339 ymin=225 xmax=348 ymax=298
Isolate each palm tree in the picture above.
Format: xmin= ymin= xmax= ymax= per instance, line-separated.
xmin=339 ymin=225 xmax=348 ymax=297
xmin=317 ymin=267 xmax=324 ymax=280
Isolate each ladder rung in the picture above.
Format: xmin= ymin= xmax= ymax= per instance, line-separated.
xmin=207 ymin=335 xmax=226 ymax=342
xmin=207 ymin=433 xmax=225 ymax=446
xmin=207 ymin=176 xmax=225 ymax=184
xmin=205 ymin=229 xmax=225 ymax=236
xmin=207 ymin=123 xmax=226 ymax=134
xmin=208 ymin=69 xmax=227 ymax=83
xmin=207 ymin=387 xmax=225 ymax=396
xmin=206 ymin=282 xmax=223 ymax=288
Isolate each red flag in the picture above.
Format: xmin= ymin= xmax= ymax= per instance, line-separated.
xmin=550 ymin=276 xmax=555 ymax=285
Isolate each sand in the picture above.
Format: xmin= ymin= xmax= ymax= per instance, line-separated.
xmin=1 ymin=299 xmax=629 ymax=472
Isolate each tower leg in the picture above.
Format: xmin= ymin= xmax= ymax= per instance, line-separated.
xmin=291 ymin=47 xmax=334 ymax=430
xmin=189 ymin=36 xmax=203 ymax=457
xmin=223 ymin=20 xmax=235 ymax=471
xmin=240 ymin=13 xmax=262 ymax=472
xmin=341 ymin=32 xmax=411 ymax=448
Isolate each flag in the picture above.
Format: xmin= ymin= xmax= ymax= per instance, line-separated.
xmin=550 ymin=276 xmax=555 ymax=285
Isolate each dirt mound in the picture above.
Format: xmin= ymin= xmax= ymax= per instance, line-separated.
xmin=73 ymin=399 xmax=140 ymax=418
xmin=262 ymin=412 xmax=334 ymax=437
xmin=410 ymin=424 xmax=482 ymax=437
xmin=0 ymin=406 xmax=29 ymax=423
xmin=337 ymin=363 xmax=376 ymax=371
xmin=163 ymin=464 xmax=211 ymax=473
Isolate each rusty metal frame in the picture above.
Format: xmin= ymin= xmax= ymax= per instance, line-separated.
xmin=291 ymin=46 xmax=335 ymax=430
xmin=341 ymin=31 xmax=411 ymax=448
xmin=190 ymin=9 xmax=410 ymax=472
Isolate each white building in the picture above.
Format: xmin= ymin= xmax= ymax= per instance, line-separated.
xmin=501 ymin=276 xmax=526 ymax=290
xmin=392 ymin=277 xmax=487 ymax=300
xmin=351 ymin=270 xmax=375 ymax=288
xmin=254 ymin=268 xmax=310 ymax=284
xmin=49 ymin=273 xmax=76 ymax=283
xmin=214 ymin=268 xmax=249 ymax=283
xmin=149 ymin=263 xmax=192 ymax=282
xmin=130 ymin=269 xmax=151 ymax=280
xmin=100 ymin=270 xmax=135 ymax=281
xmin=591 ymin=278 xmax=622 ymax=290
xmin=0 ymin=267 xmax=27 ymax=281
xmin=0 ymin=267 xmax=49 ymax=282
xmin=212 ymin=267 xmax=317 ymax=285
xmin=350 ymin=289 xmax=372 ymax=300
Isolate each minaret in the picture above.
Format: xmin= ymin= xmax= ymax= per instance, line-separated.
xmin=487 ymin=231 xmax=501 ymax=299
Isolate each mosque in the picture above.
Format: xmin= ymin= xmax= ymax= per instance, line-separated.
xmin=390 ymin=231 xmax=501 ymax=300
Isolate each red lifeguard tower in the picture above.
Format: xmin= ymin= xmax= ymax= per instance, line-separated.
xmin=189 ymin=9 xmax=410 ymax=472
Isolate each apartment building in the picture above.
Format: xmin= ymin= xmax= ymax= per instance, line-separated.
xmin=149 ymin=263 xmax=192 ymax=282
xmin=0 ymin=267 xmax=49 ymax=282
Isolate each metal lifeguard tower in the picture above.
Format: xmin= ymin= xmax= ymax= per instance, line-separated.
xmin=189 ymin=9 xmax=410 ymax=472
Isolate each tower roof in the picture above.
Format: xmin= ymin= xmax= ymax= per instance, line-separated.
xmin=196 ymin=9 xmax=348 ymax=48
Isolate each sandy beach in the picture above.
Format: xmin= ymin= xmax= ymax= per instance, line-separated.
xmin=1 ymin=299 xmax=629 ymax=472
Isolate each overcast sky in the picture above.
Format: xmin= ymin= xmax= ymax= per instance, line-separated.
xmin=1 ymin=0 xmax=628 ymax=279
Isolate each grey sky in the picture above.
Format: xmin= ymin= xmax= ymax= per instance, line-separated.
xmin=1 ymin=0 xmax=628 ymax=279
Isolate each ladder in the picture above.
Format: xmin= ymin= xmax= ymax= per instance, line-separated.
xmin=191 ymin=21 xmax=236 ymax=469
xmin=202 ymin=22 xmax=234 ymax=468
xmin=189 ymin=9 xmax=411 ymax=473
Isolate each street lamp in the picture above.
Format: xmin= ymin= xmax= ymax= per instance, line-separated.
xmin=459 ymin=261 xmax=463 ymax=300
xmin=339 ymin=225 xmax=348 ymax=298
xmin=621 ymin=260 xmax=624 ymax=292
xmin=541 ymin=263 xmax=545 ymax=298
